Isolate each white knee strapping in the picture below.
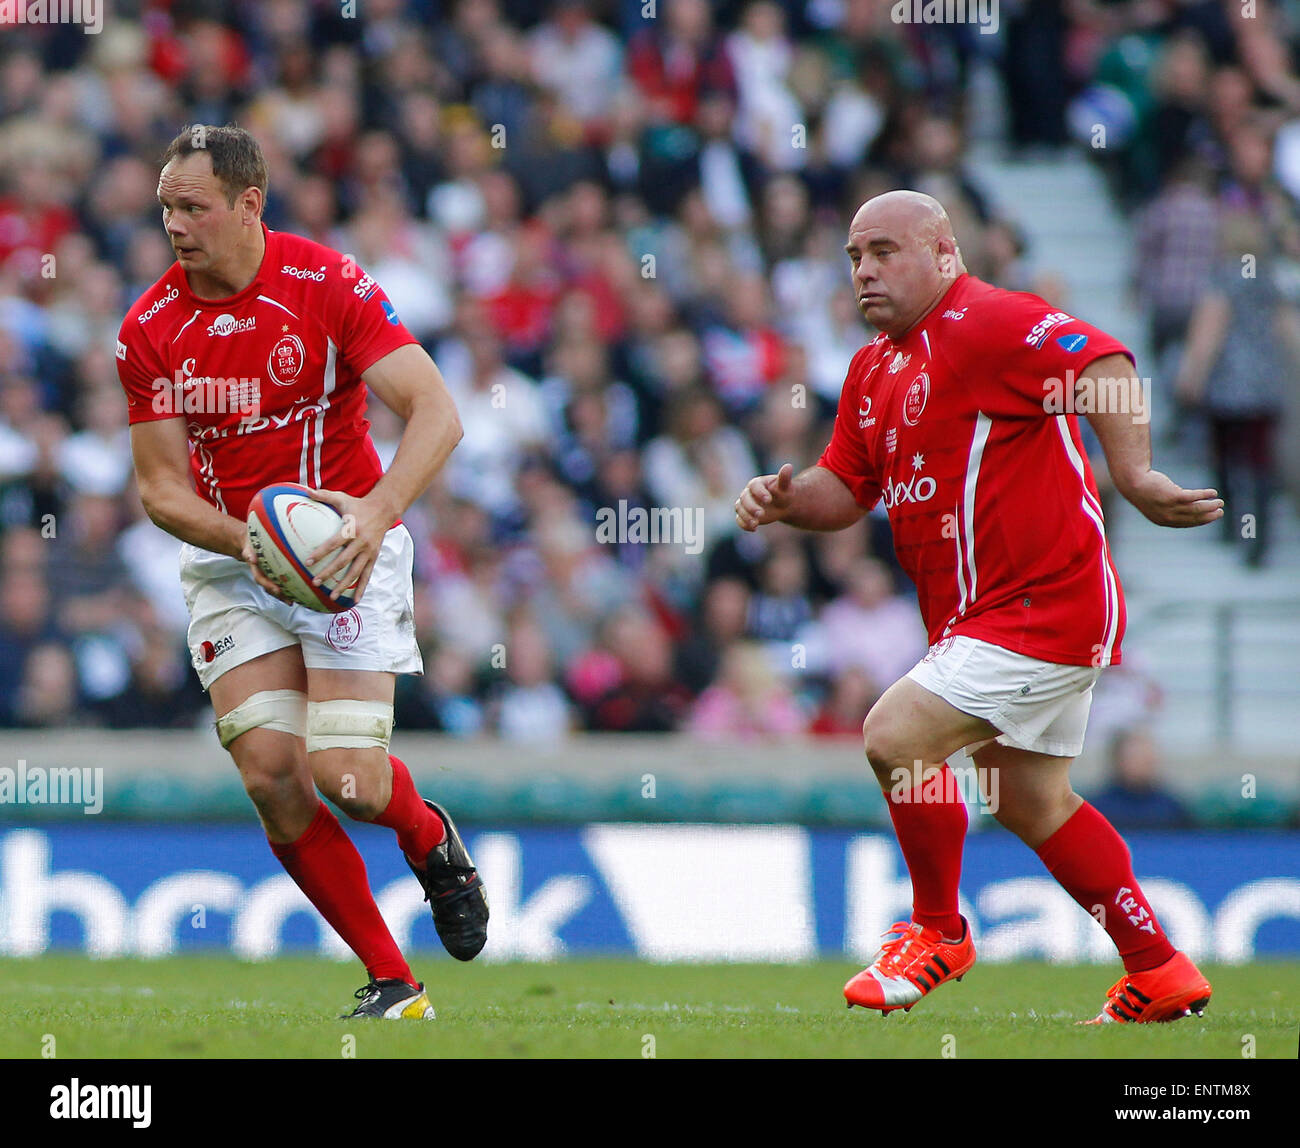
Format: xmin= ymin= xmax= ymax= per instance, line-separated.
xmin=306 ymin=699 xmax=394 ymax=752
xmin=215 ymin=690 xmax=308 ymax=750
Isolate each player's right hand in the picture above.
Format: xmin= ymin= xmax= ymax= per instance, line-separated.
xmin=735 ymin=463 xmax=795 ymax=532
xmin=241 ymin=535 xmax=289 ymax=602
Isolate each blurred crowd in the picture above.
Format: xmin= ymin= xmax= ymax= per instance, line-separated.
xmin=0 ymin=0 xmax=1296 ymax=739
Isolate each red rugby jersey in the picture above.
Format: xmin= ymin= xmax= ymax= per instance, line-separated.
xmin=818 ymin=273 xmax=1132 ymax=667
xmin=116 ymin=225 xmax=418 ymax=521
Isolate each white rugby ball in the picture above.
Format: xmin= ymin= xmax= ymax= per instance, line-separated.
xmin=246 ymin=483 xmax=359 ymax=613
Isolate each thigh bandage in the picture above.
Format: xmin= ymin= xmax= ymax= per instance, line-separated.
xmin=306 ymin=699 xmax=394 ymax=752
xmin=215 ymin=690 xmax=308 ymax=749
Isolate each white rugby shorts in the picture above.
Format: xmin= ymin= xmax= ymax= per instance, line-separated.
xmin=905 ymin=634 xmax=1102 ymax=758
xmin=181 ymin=524 xmax=423 ymax=690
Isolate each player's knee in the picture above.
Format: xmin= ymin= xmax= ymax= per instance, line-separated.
xmin=314 ymin=767 xmax=386 ymax=822
xmin=862 ymin=709 xmax=912 ymax=781
xmin=235 ymin=744 xmax=311 ymax=816
xmin=305 ymin=699 xmax=395 ymax=821
xmin=990 ymin=787 xmax=1080 ymax=847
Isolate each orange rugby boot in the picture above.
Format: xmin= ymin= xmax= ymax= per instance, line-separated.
xmin=844 ymin=917 xmax=976 ymax=1014
xmin=1083 ymin=950 xmax=1212 ymax=1024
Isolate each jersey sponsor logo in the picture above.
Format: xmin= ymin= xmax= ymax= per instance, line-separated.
xmin=1025 ymin=310 xmax=1074 ymax=348
xmin=381 ymin=299 xmax=400 ymax=325
xmin=199 ymin=634 xmax=235 ymax=664
xmin=902 ymin=372 xmax=930 ymax=426
xmin=942 ymin=307 xmax=967 ymax=320
xmin=157 ymin=356 xmax=261 ymax=421
xmin=353 ymin=273 xmax=378 ymax=301
xmin=207 ymin=313 xmax=257 ymax=337
xmin=326 ymin=609 xmax=363 ymax=652
xmin=188 ymin=397 xmax=329 ymax=441
xmin=267 ymin=333 xmax=306 ymax=386
xmin=1056 ymin=332 xmax=1088 ymax=352
xmin=280 ymin=263 xmax=327 ymax=282
xmin=882 ymin=469 xmax=938 ymax=508
xmin=116 ymin=340 xmax=127 ymax=361
xmin=857 ymin=394 xmax=876 ymax=428
xmin=138 ymin=286 xmax=179 ymax=324
xmin=887 ymin=350 xmax=912 ymax=374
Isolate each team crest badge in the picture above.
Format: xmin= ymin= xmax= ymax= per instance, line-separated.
xmin=326 ymin=609 xmax=363 ymax=651
xmin=903 ymin=372 xmax=930 ymax=426
xmin=268 ymin=334 xmax=306 ymax=386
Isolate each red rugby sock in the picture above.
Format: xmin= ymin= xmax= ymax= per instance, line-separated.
xmin=1035 ymin=802 xmax=1176 ymax=973
xmin=886 ymin=764 xmax=969 ymax=940
xmin=269 ymin=802 xmax=414 ymax=985
xmin=367 ymin=754 xmax=446 ymax=868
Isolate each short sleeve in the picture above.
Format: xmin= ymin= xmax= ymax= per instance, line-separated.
xmin=321 ymin=259 xmax=421 ymax=378
xmin=115 ymin=323 xmax=179 ymax=425
xmin=949 ymin=292 xmax=1135 ymax=418
xmin=816 ymin=348 xmax=882 ymax=510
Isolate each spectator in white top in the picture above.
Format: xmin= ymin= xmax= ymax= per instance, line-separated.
xmin=529 ymin=0 xmax=623 ymax=132
xmin=820 ymin=558 xmax=929 ymax=689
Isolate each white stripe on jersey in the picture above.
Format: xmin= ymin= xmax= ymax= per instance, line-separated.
xmin=953 ymin=498 xmax=969 ymax=622
xmin=957 ymin=412 xmax=992 ymax=613
xmin=172 ymin=310 xmax=202 ymax=342
xmin=311 ymin=340 xmax=338 ymax=487
xmin=1053 ymin=415 xmax=1120 ymax=664
xmin=920 ymin=328 xmax=932 ymax=359
xmin=197 ymin=443 xmax=226 ymax=512
xmin=258 ymin=294 xmax=301 ymax=320
xmin=298 ymin=419 xmax=311 ymax=486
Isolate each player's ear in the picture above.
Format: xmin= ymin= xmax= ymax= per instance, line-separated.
xmin=240 ymin=186 xmax=264 ymax=224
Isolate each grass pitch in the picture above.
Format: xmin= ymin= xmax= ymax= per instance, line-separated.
xmin=1 ymin=955 xmax=1295 ymax=1059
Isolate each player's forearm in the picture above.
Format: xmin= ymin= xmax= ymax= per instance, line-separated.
xmin=364 ymin=388 xmax=464 ymax=522
xmin=1085 ymin=405 xmax=1152 ymax=501
xmin=782 ymin=466 xmax=867 ymax=531
xmin=139 ymin=480 xmax=246 ymax=558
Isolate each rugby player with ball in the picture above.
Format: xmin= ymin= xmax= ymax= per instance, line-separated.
xmin=116 ymin=125 xmax=486 ymax=1020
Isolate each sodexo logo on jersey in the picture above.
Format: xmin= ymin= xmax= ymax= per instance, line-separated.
xmin=207 ymin=313 xmax=257 ymax=338
xmin=138 ymin=286 xmax=179 ymax=324
xmin=280 ymin=264 xmax=327 ymax=282
xmin=882 ymin=469 xmax=937 ymax=508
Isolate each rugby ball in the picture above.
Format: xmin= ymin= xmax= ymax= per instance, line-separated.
xmin=246 ymin=483 xmax=359 ymax=613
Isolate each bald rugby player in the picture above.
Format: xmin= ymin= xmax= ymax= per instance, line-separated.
xmin=735 ymin=191 xmax=1220 ymax=1023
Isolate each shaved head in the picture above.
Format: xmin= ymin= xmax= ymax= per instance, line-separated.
xmin=845 ymin=190 xmax=966 ymax=338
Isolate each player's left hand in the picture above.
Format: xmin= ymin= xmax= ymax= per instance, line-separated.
xmin=1122 ymin=469 xmax=1224 ymax=528
xmin=304 ymin=487 xmax=391 ymax=604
